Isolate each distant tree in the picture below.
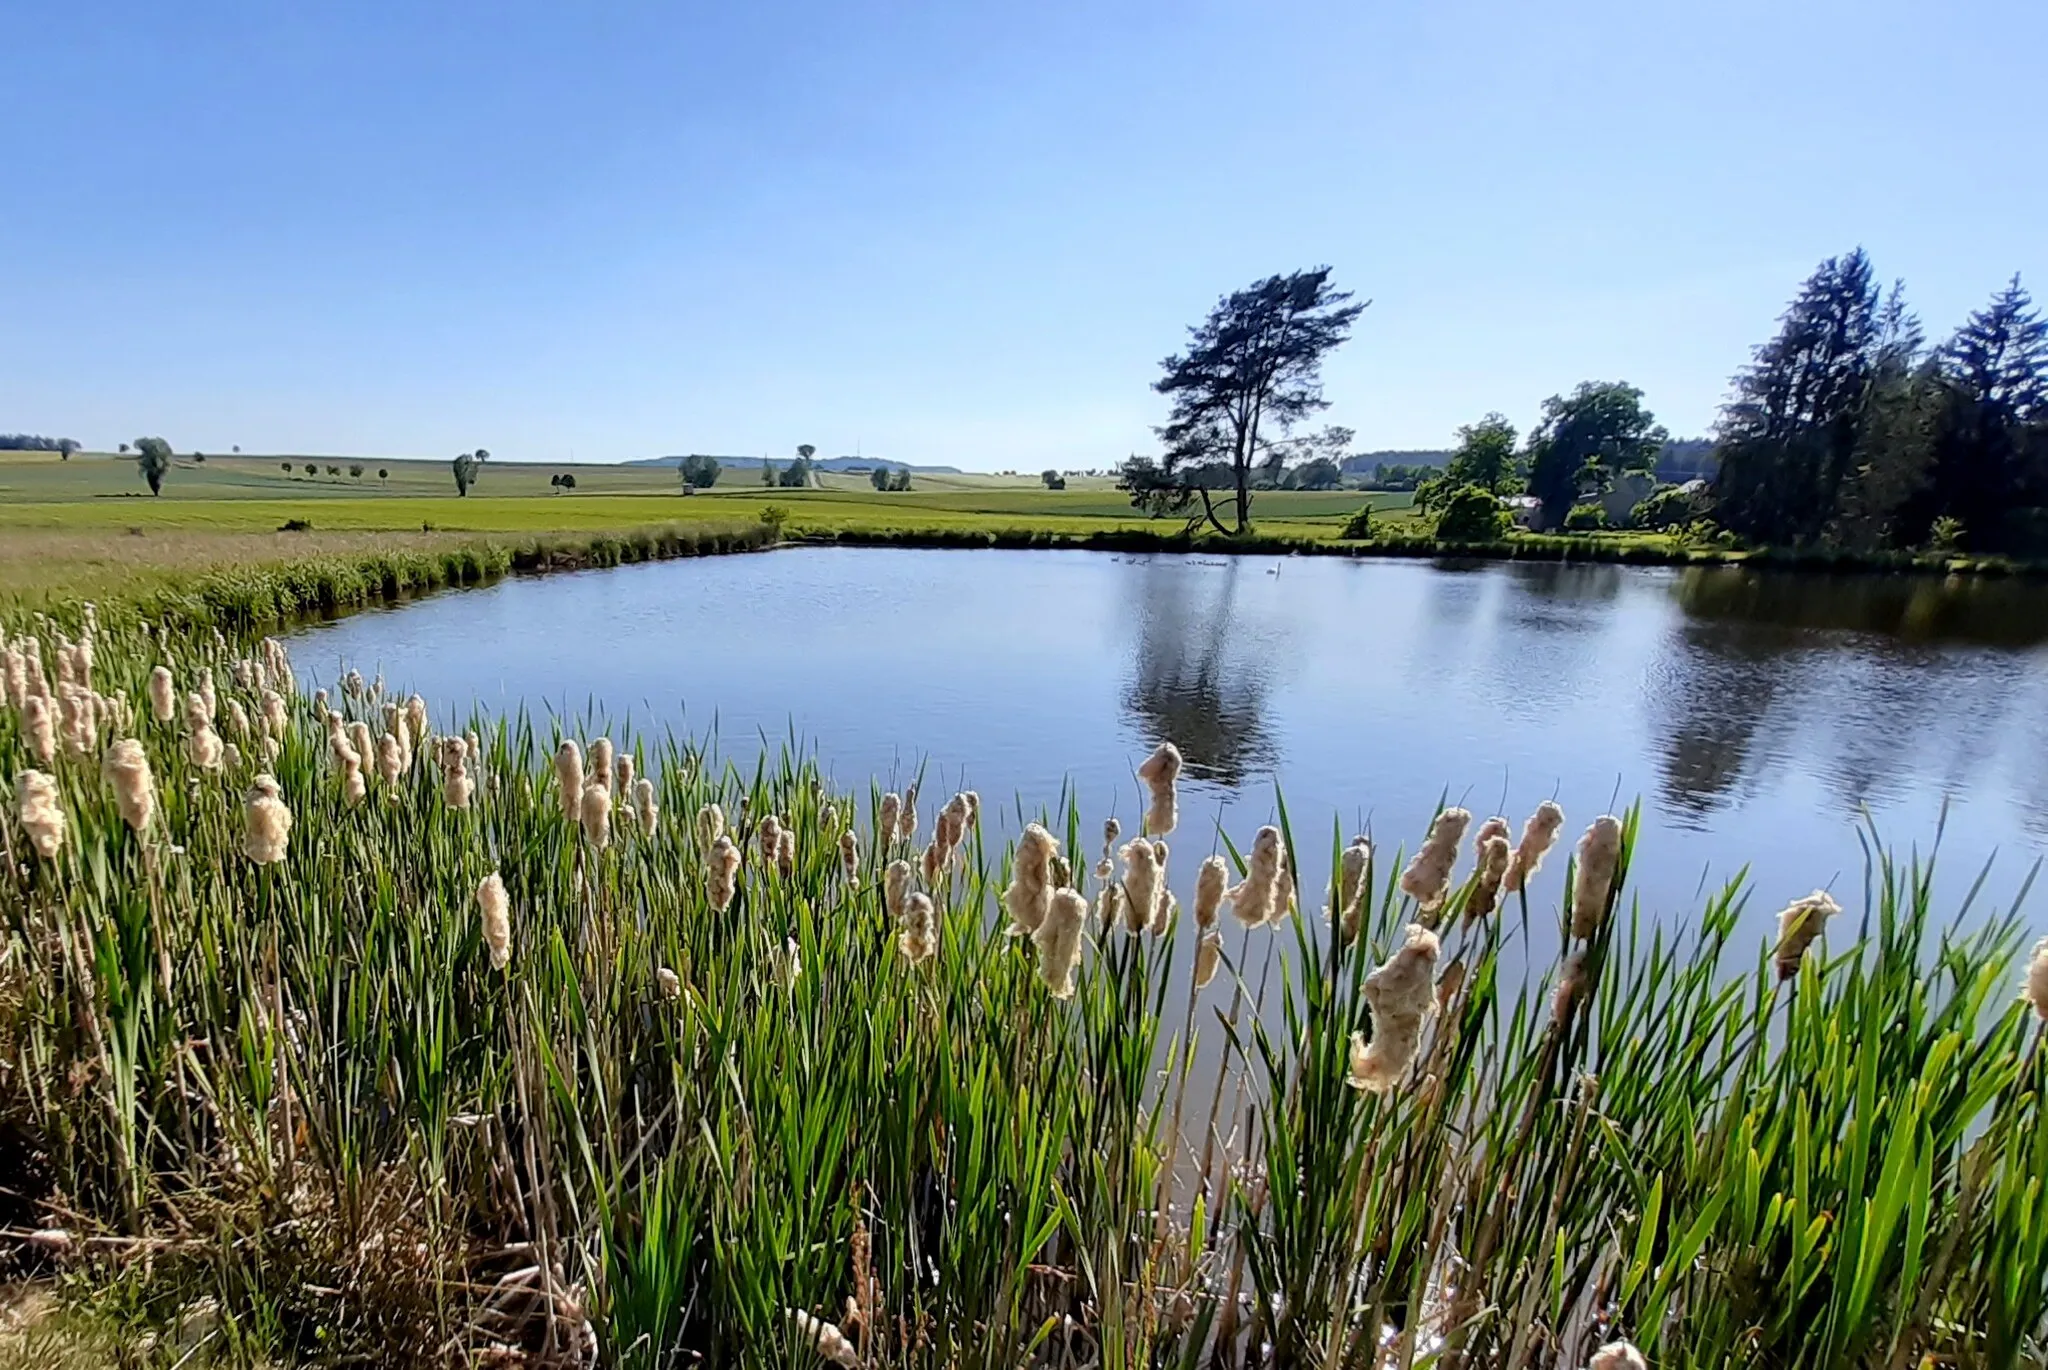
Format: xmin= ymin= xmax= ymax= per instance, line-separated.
xmin=557 ymin=471 xmax=577 ymax=490
xmin=1631 ymin=483 xmax=1714 ymax=530
xmin=379 ymin=469 xmax=389 ymax=482
xmin=134 ymin=437 xmax=172 ymax=496
xmin=870 ymin=467 xmax=891 ymax=491
xmin=779 ymin=454 xmax=813 ymax=487
xmin=325 ymin=464 xmax=339 ymax=476
xmin=796 ymin=444 xmax=817 ymax=461
xmin=281 ymin=462 xmax=292 ymax=473
xmin=761 ymin=460 xmax=777 ymax=487
xmin=1433 ymin=484 xmax=1512 ymax=541
xmin=1121 ymin=267 xmax=1367 ymax=533
xmin=232 ymin=444 xmax=241 ymax=454
xmin=889 ymin=468 xmax=911 ymax=491
xmin=118 ymin=442 xmax=130 ymax=454
xmin=1917 ymin=275 xmax=2048 ymax=546
xmin=1041 ymin=469 xmax=1066 ymax=490
xmin=679 ymin=454 xmax=721 ymax=489
xmin=58 ymin=438 xmax=79 ymax=459
xmin=1292 ymin=457 xmax=1343 ymax=490
xmin=192 ymin=451 xmax=206 ymax=462
xmin=1445 ymin=413 xmax=1519 ymax=493
xmin=452 ymin=450 xmax=482 ymax=496
xmin=1268 ymin=424 xmax=1353 ymax=489
xmin=1524 ymin=382 xmax=1667 ymax=529
xmin=474 ymin=448 xmax=490 ymax=462
xmin=349 ymin=463 xmax=364 ymax=478
xmin=1563 ymin=503 xmax=1611 ymax=532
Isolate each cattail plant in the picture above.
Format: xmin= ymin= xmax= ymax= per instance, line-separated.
xmin=708 ymin=836 xmax=741 ymax=911
xmin=1588 ymin=1340 xmax=1647 ymax=1370
xmin=377 ymin=734 xmax=403 ymax=790
xmin=1004 ymin=823 xmax=1059 ymax=933
xmin=776 ymin=826 xmax=795 ymax=879
xmin=241 ymin=773 xmax=293 ymax=864
xmin=13 ymin=769 xmax=66 ymax=859
xmin=188 ymin=721 xmax=224 ymax=771
xmin=878 ymin=792 xmax=901 ymax=846
xmin=1465 ymin=833 xmax=1511 ymax=923
xmin=555 ymin=739 xmax=584 ymax=820
xmin=579 ymin=780 xmax=613 ymax=850
xmin=341 ymin=667 xmax=365 ymax=699
xmin=1504 ymin=798 xmax=1565 ymax=893
xmin=478 ymin=872 xmax=511 ymax=970
xmin=898 ymin=782 xmax=919 ymax=844
xmin=261 ymin=689 xmax=288 ymax=740
xmin=1772 ymin=890 xmax=1841 ymax=981
xmin=632 ymin=777 xmax=657 ymax=836
xmin=1333 ymin=835 xmax=1371 ymax=943
xmin=589 ymin=737 xmax=615 ymax=791
xmin=196 ymin=669 xmax=216 ymax=723
xmin=1136 ymin=740 xmax=1182 ymax=836
xmin=2024 ymin=936 xmax=2048 ymax=1022
xmin=147 ymin=665 xmax=175 ymax=723
xmin=1230 ymin=825 xmax=1290 ymax=927
xmin=228 ymin=697 xmax=251 ymax=738
xmin=1570 ymin=815 xmax=1625 ymax=938
xmin=656 ymin=966 xmax=681 ymax=1000
xmin=340 ymin=752 xmax=366 ymax=806
xmin=404 ymin=693 xmax=428 ymax=745
xmin=838 ymin=829 xmax=859 ymax=879
xmin=898 ymin=892 xmax=937 ymax=965
xmin=759 ymin=814 xmax=784 ymax=868
xmin=22 ymin=695 xmax=55 ymax=766
xmin=1119 ymin=837 xmax=1166 ymax=933
xmin=770 ymin=936 xmax=802 ymax=989
xmin=1347 ymin=923 xmax=1440 ymax=1093
xmin=884 ymin=859 xmax=914 ymax=924
xmin=788 ymin=1309 xmax=860 ymax=1368
xmin=101 ymin=738 xmax=156 ymax=834
xmin=346 ymin=720 xmax=373 ymax=772
xmin=617 ymin=752 xmax=634 ymax=794
xmin=440 ymin=736 xmax=475 ymax=810
xmin=1400 ymin=807 xmax=1471 ymax=913
xmin=1035 ymin=887 xmax=1088 ymax=998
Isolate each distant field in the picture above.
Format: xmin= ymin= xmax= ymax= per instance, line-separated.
xmin=0 ymin=450 xmax=1411 ymax=539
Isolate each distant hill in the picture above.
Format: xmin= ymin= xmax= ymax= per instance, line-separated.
xmin=1341 ymin=449 xmax=1450 ymax=476
xmin=627 ymin=453 xmax=962 ymax=474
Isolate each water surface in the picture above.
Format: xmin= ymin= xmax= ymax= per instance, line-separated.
xmin=287 ymin=548 xmax=2048 ymax=935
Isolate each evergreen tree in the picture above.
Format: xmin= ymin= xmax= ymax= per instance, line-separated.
xmin=1917 ymin=276 xmax=2048 ymax=546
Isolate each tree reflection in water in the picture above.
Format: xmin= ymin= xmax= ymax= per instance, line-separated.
xmin=1118 ymin=557 xmax=1283 ymax=786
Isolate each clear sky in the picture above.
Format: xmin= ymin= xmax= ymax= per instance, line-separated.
xmin=4 ymin=0 xmax=2043 ymax=469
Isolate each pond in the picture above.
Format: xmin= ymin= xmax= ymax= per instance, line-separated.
xmin=285 ymin=547 xmax=2048 ymax=937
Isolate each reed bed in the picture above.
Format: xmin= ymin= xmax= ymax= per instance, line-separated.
xmin=0 ymin=605 xmax=2043 ymax=1368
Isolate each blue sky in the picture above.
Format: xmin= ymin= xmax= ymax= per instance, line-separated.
xmin=4 ymin=0 xmax=2042 ymax=469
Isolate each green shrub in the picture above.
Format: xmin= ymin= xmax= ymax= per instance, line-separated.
xmin=1339 ymin=505 xmax=1374 ymax=539
xmin=1433 ymin=484 xmax=1512 ymax=541
xmin=1563 ymin=503 xmax=1611 ymax=532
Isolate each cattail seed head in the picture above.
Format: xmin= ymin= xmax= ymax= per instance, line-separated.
xmin=897 ymin=784 xmax=918 ymax=843
xmin=1034 ymin=888 xmax=1088 ymax=998
xmin=1003 ymin=823 xmax=1059 ymax=934
xmin=1400 ymin=807 xmax=1471 ymax=913
xmin=554 ymin=740 xmax=583 ymax=820
xmin=776 ymin=826 xmax=796 ymax=879
xmin=1335 ymin=836 xmax=1372 ymax=944
xmin=346 ymin=721 xmax=373 ymax=772
xmin=1465 ymin=835 xmax=1512 ymax=924
xmin=632 ymin=777 xmax=657 ymax=835
xmin=759 ymin=814 xmax=784 ymax=868
xmin=708 ymin=836 xmax=741 ymax=911
xmin=223 ymin=741 xmax=243 ymax=770
xmin=579 ymin=780 xmax=613 ymax=850
xmin=14 ymin=769 xmax=65 ymax=859
xmin=261 ymin=690 xmax=288 ymax=741
xmin=1229 ymin=826 xmax=1289 ymax=927
xmin=588 ymin=737 xmax=614 ymax=790
xmin=342 ymin=668 xmax=365 ymax=699
xmin=1773 ymin=890 xmax=1841 ymax=981
xmin=341 ymin=752 xmax=366 ymax=806
xmin=696 ymin=802 xmax=724 ymax=852
xmin=1347 ymin=923 xmax=1440 ymax=1093
xmin=228 ymin=698 xmax=251 ymax=738
xmin=22 ymin=694 xmax=55 ymax=765
xmin=188 ymin=724 xmax=223 ymax=771
xmin=1589 ymin=1340 xmax=1647 ymax=1370
xmin=1551 ymin=950 xmax=1588 ymax=1029
xmin=377 ymin=733 xmax=403 ymax=789
xmin=241 ymin=773 xmax=292 ymax=864
xmin=1504 ymin=800 xmax=1565 ymax=894
xmin=878 ymin=792 xmax=901 ymax=844
xmin=884 ymin=858 xmax=915 ymax=923
xmin=1194 ymin=854 xmax=1228 ymax=930
xmin=1136 ymin=741 xmax=1182 ymax=837
xmin=838 ymin=829 xmax=859 ymax=878
xmin=196 ymin=670 xmax=216 ymax=723
xmin=617 ymin=752 xmax=634 ymax=794
xmin=898 ymin=892 xmax=938 ymax=965
xmin=1119 ymin=837 xmax=1165 ymax=933
xmin=102 ymin=738 xmax=156 ymax=834
xmin=1193 ymin=933 xmax=1223 ymax=990
xmin=771 ymin=936 xmax=802 ymax=990
xmin=788 ymin=1309 xmax=860 ymax=1368
xmin=657 ymin=966 xmax=681 ymax=1000
xmin=478 ymin=872 xmax=511 ymax=970
xmin=442 ymin=757 xmax=475 ymax=810
xmin=148 ymin=666 xmax=176 ymax=723
xmin=1570 ymin=816 xmax=1625 ymax=938
xmin=404 ymin=693 xmax=427 ymax=745
xmin=2025 ymin=937 xmax=2048 ymax=1021
xmin=1474 ymin=815 xmax=1509 ymax=856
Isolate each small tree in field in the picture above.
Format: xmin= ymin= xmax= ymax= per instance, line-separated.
xmin=679 ymin=454 xmax=721 ymax=489
xmin=379 ymin=469 xmax=389 ymax=482
xmin=1041 ymin=469 xmax=1067 ymax=490
xmin=119 ymin=442 xmax=130 ymax=454
xmin=453 ymin=451 xmax=482 ymax=496
xmin=281 ymin=462 xmax=291 ymax=473
xmin=58 ymin=438 xmax=79 ymax=460
xmin=134 ymin=437 xmax=172 ymax=496
xmin=350 ymin=464 xmax=364 ymax=479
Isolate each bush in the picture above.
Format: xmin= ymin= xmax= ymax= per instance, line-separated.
xmin=279 ymin=518 xmax=313 ymax=532
xmin=759 ymin=504 xmax=790 ymax=532
xmin=1433 ymin=484 xmax=1512 ymax=542
xmin=1927 ymin=515 xmax=1966 ymax=554
xmin=1631 ymin=484 xmax=1712 ymax=530
xmin=1563 ymin=503 xmax=1610 ymax=532
xmin=1339 ymin=505 xmax=1374 ymax=539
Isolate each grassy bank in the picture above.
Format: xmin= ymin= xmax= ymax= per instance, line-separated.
xmin=0 ymin=611 xmax=2043 ymax=1367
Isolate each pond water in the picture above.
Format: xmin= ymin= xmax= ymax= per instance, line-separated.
xmin=286 ymin=547 xmax=2048 ymax=939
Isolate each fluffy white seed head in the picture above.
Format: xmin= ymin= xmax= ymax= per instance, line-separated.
xmin=617 ymin=752 xmax=634 ymax=794
xmin=228 ymin=698 xmax=251 ymax=739
xmin=188 ymin=724 xmax=223 ymax=771
xmin=1773 ymin=890 xmax=1842 ymax=981
xmin=759 ymin=814 xmax=784 ymax=869
xmin=588 ymin=737 xmax=614 ymax=790
xmin=1588 ymin=1341 xmax=1648 ymax=1370
xmin=657 ymin=966 xmax=681 ymax=1000
xmin=14 ymin=769 xmax=65 ymax=859
xmin=241 ymin=773 xmax=293 ymax=865
xmin=1570 ymin=816 xmax=1625 ymax=938
xmin=223 ymin=741 xmax=243 ymax=770
xmin=554 ymin=740 xmax=584 ymax=820
xmin=1229 ymin=826 xmax=1289 ymax=927
xmin=1194 ymin=854 xmax=1229 ymax=931
xmin=1335 ymin=836 xmax=1372 ymax=943
xmin=376 ymin=733 xmax=403 ymax=789
xmin=102 ymin=738 xmax=156 ymax=834
xmin=346 ymin=721 xmax=374 ymax=774
xmin=898 ymin=892 xmax=938 ymax=965
xmin=21 ymin=695 xmax=55 ymax=766
xmin=1193 ymin=933 xmax=1223 ymax=990
xmin=404 ymin=694 xmax=428 ymax=746
xmin=708 ymin=836 xmax=741 ymax=911
xmin=148 ymin=666 xmax=176 ymax=723
xmin=478 ymin=872 xmax=511 ymax=970
xmin=787 ymin=1309 xmax=861 ymax=1368
xmin=1504 ymin=800 xmax=1566 ymax=894
xmin=838 ymin=829 xmax=860 ymax=879
xmin=884 ymin=859 xmax=915 ymax=923
xmin=1119 ymin=837 xmax=1165 ymax=934
xmin=579 ymin=780 xmax=613 ymax=850
xmin=632 ymin=777 xmax=657 ymax=835
xmin=341 ymin=752 xmax=366 ymax=806
xmin=261 ymin=690 xmax=289 ymax=741
xmin=776 ymin=826 xmax=796 ymax=879
xmin=1003 ymin=822 xmax=1059 ymax=934
xmin=1465 ymin=835 xmax=1512 ymax=924
xmin=897 ymin=785 xmax=919 ymax=843
xmin=1034 ymin=888 xmax=1089 ymax=998
xmin=771 ymin=936 xmax=802 ymax=990
xmin=1399 ymin=807 xmax=1471 ymax=913
xmin=696 ymin=802 xmax=725 ymax=852
xmin=1136 ymin=741 xmax=1182 ymax=837
xmin=878 ymin=792 xmax=901 ymax=845
xmin=1347 ymin=924 xmax=1440 ymax=1093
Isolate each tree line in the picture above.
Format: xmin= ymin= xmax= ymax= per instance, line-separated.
xmin=1120 ymin=256 xmax=2046 ymax=552
xmin=0 ymin=434 xmax=81 ymax=455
